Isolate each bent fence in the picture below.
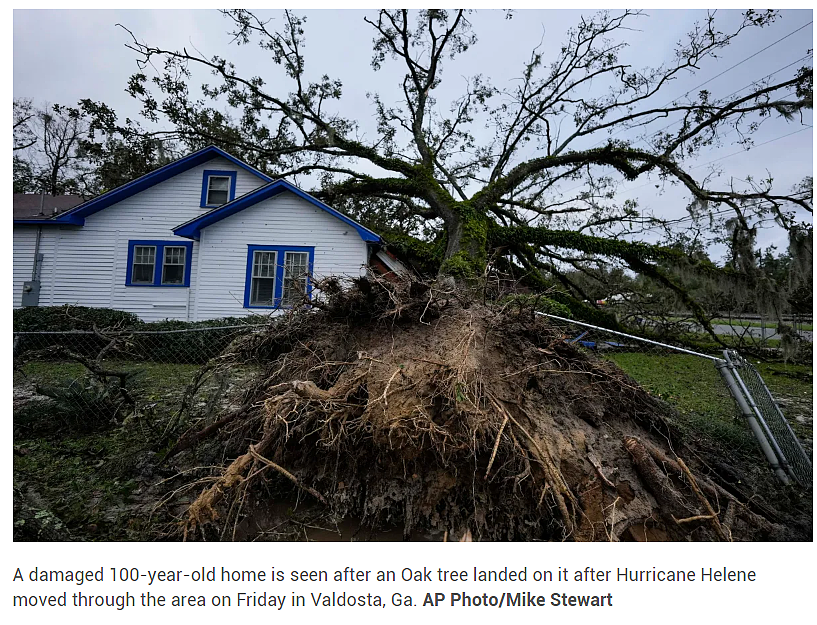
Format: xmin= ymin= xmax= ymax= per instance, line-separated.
xmin=535 ymin=312 xmax=812 ymax=487
xmin=721 ymin=350 xmax=812 ymax=487
xmin=12 ymin=315 xmax=812 ymax=487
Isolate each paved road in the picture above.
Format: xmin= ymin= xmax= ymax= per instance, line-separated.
xmin=711 ymin=324 xmax=813 ymax=342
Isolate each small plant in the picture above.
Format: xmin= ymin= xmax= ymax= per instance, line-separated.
xmin=36 ymin=374 xmax=136 ymax=431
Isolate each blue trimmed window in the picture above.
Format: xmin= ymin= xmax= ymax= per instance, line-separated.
xmin=244 ymin=245 xmax=314 ymax=309
xmin=200 ymin=170 xmax=237 ymax=208
xmin=126 ymin=240 xmax=193 ymax=287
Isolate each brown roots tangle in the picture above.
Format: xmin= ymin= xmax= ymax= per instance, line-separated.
xmin=167 ymin=278 xmax=806 ymax=542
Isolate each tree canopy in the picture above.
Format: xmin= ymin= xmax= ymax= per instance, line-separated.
xmin=16 ymin=10 xmax=814 ymax=336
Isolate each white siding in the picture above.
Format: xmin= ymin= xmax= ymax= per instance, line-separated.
xmin=12 ymin=226 xmax=37 ymax=308
xmin=195 ymin=192 xmax=368 ymax=320
xmin=12 ymin=157 xmax=267 ymax=321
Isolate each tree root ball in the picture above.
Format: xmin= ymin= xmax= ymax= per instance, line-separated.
xmin=165 ymin=281 xmax=807 ymax=542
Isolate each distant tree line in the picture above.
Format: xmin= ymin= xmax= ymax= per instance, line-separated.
xmin=13 ymin=98 xmax=181 ymax=198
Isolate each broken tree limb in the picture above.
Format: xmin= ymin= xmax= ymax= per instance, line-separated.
xmin=45 ymin=345 xmax=136 ymax=406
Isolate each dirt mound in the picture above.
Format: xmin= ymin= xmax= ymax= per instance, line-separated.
xmin=163 ymin=281 xmax=806 ymax=542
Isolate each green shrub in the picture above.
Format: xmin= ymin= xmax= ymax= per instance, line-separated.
xmin=14 ymin=305 xmax=141 ymax=332
xmin=15 ymin=307 xmax=273 ymax=364
xmin=13 ymin=305 xmax=138 ymax=359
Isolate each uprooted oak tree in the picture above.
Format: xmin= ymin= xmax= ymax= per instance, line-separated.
xmin=117 ymin=9 xmax=813 ymax=337
xmin=158 ymin=277 xmax=809 ymax=542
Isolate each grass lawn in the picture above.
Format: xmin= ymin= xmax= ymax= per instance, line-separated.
xmin=13 ymin=359 xmax=216 ymax=540
xmin=709 ymin=318 xmax=814 ymax=331
xmin=606 ymin=351 xmax=813 ymax=460
xmin=606 ymin=353 xmax=767 ymax=456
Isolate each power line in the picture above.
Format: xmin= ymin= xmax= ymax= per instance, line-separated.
xmin=610 ymin=124 xmax=813 ymax=199
xmin=719 ymin=53 xmax=812 ymax=102
xmin=584 ymin=21 xmax=813 ymax=150
xmin=667 ymin=20 xmax=812 ymax=105
xmin=693 ymin=124 xmax=812 ymax=168
xmin=555 ymin=55 xmax=811 ymax=198
xmin=633 ymin=84 xmax=804 ymax=156
xmin=522 ymin=30 xmax=814 ymax=209
xmin=633 ymin=56 xmax=812 ymax=147
xmin=619 ymin=191 xmax=812 ymax=236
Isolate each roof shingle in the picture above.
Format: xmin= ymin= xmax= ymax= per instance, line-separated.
xmin=13 ymin=194 xmax=85 ymax=220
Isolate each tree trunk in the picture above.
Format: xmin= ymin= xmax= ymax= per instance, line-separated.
xmin=438 ymin=202 xmax=488 ymax=281
xmin=49 ymin=165 xmax=59 ymax=197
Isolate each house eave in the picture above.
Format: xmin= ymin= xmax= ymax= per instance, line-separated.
xmin=14 ymin=216 xmax=84 ymax=226
xmin=45 ymin=146 xmax=272 ymax=226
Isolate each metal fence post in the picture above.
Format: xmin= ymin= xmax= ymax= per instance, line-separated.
xmin=715 ymin=359 xmax=790 ymax=484
xmin=532 ymin=311 xmax=810 ymax=487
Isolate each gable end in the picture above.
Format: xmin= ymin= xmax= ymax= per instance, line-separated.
xmin=173 ymin=179 xmax=381 ymax=243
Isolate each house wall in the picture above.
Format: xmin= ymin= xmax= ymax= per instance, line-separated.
xmin=12 ymin=226 xmax=38 ymax=308
xmin=12 ymin=157 xmax=267 ymax=322
xmin=195 ymin=193 xmax=369 ymax=320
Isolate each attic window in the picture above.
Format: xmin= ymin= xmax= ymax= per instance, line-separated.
xmin=200 ymin=170 xmax=237 ymax=207
xmin=207 ymin=176 xmax=230 ymax=205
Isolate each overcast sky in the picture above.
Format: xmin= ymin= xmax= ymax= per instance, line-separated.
xmin=13 ymin=9 xmax=814 ymax=259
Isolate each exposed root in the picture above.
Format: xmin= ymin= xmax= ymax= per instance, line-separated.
xmin=676 ymin=456 xmax=730 ymax=542
xmin=247 ymin=449 xmax=327 ymax=505
xmin=159 ymin=277 xmax=798 ymax=542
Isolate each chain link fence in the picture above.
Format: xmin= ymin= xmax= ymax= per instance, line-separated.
xmin=13 ymin=313 xmax=812 ymax=488
xmin=535 ymin=312 xmax=812 ymax=487
xmin=722 ymin=350 xmax=812 ymax=487
xmin=13 ymin=324 xmax=265 ymax=432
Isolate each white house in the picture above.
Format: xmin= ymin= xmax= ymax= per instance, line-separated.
xmin=12 ymin=146 xmax=388 ymax=322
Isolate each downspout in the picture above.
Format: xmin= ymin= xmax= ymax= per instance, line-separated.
xmin=31 ymin=191 xmax=45 ymax=281
xmin=32 ymin=226 xmax=43 ymax=281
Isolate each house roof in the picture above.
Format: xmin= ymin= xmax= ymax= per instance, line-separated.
xmin=13 ymin=194 xmax=85 ymax=220
xmin=13 ymin=146 xmax=380 ymax=244
xmin=13 ymin=146 xmax=272 ymax=226
xmin=173 ymin=178 xmax=381 ymax=243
